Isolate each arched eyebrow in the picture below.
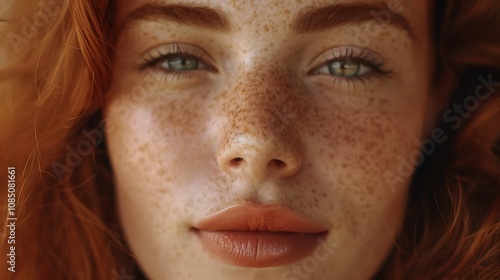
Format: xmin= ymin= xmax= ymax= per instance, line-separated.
xmin=118 ymin=2 xmax=414 ymax=38
xmin=118 ymin=4 xmax=231 ymax=33
xmin=291 ymin=3 xmax=415 ymax=38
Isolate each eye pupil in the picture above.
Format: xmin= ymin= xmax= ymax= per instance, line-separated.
xmin=166 ymin=56 xmax=199 ymax=71
xmin=328 ymin=60 xmax=360 ymax=77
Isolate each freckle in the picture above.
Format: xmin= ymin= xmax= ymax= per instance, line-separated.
xmin=158 ymin=188 xmax=167 ymax=194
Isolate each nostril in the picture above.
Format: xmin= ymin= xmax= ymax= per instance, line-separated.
xmin=270 ymin=159 xmax=286 ymax=168
xmin=230 ymin=157 xmax=244 ymax=167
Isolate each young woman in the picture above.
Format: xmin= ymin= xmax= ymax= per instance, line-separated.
xmin=1 ymin=0 xmax=499 ymax=279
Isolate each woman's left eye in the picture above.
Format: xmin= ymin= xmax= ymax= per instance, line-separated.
xmin=313 ymin=59 xmax=370 ymax=77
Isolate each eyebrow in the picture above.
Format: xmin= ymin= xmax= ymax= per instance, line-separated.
xmin=119 ymin=4 xmax=231 ymax=33
xmin=119 ymin=2 xmax=414 ymax=38
xmin=291 ymin=3 xmax=414 ymax=37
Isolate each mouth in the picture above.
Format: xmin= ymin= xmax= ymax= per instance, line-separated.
xmin=191 ymin=203 xmax=329 ymax=267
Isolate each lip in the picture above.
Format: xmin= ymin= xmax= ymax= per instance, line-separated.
xmin=191 ymin=203 xmax=328 ymax=267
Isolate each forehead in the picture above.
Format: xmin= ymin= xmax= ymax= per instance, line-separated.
xmin=115 ymin=0 xmax=429 ymax=37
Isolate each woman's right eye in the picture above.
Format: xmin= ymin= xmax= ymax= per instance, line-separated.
xmin=155 ymin=54 xmax=210 ymax=72
xmin=139 ymin=43 xmax=215 ymax=77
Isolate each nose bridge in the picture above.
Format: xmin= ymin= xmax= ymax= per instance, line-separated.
xmin=216 ymin=69 xmax=303 ymax=179
xmin=240 ymin=71 xmax=294 ymax=130
xmin=224 ymin=70 xmax=299 ymax=147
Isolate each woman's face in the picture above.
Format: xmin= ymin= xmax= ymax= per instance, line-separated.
xmin=105 ymin=0 xmax=434 ymax=279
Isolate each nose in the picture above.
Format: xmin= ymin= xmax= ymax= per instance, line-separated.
xmin=218 ymin=133 xmax=303 ymax=180
xmin=216 ymin=72 xmax=303 ymax=181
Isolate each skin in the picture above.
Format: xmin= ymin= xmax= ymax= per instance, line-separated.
xmin=104 ymin=0 xmax=440 ymax=279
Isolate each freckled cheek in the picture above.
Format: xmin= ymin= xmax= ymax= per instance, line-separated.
xmin=307 ymin=105 xmax=419 ymax=195
xmin=314 ymin=110 xmax=415 ymax=234
xmin=105 ymin=88 xmax=212 ymax=193
xmin=104 ymin=88 xmax=223 ymax=269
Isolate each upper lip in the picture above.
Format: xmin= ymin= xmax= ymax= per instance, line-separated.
xmin=193 ymin=203 xmax=327 ymax=233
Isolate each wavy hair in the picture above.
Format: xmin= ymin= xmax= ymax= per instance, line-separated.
xmin=1 ymin=0 xmax=499 ymax=279
xmin=379 ymin=1 xmax=500 ymax=279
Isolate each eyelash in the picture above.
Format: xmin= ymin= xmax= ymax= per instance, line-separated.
xmin=310 ymin=46 xmax=394 ymax=87
xmin=139 ymin=44 xmax=394 ymax=84
xmin=138 ymin=43 xmax=213 ymax=81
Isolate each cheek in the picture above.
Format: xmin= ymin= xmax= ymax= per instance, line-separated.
xmin=298 ymin=87 xmax=426 ymax=237
xmin=103 ymin=79 xmax=227 ymax=230
xmin=311 ymin=103 xmax=417 ymax=191
xmin=104 ymin=86 xmax=210 ymax=191
xmin=103 ymin=87 xmax=217 ymax=278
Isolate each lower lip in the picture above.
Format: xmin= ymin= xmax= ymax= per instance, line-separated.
xmin=193 ymin=230 xmax=328 ymax=267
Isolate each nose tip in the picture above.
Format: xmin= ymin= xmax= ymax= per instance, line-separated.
xmin=217 ymin=135 xmax=302 ymax=180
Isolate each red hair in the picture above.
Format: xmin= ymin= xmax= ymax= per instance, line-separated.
xmin=379 ymin=1 xmax=500 ymax=278
xmin=1 ymin=0 xmax=499 ymax=279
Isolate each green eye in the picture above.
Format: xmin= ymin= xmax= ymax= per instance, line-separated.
xmin=328 ymin=60 xmax=361 ymax=77
xmin=161 ymin=56 xmax=201 ymax=71
xmin=312 ymin=58 xmax=372 ymax=78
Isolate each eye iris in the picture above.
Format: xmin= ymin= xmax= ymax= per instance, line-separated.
xmin=166 ymin=56 xmax=199 ymax=71
xmin=328 ymin=60 xmax=360 ymax=77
